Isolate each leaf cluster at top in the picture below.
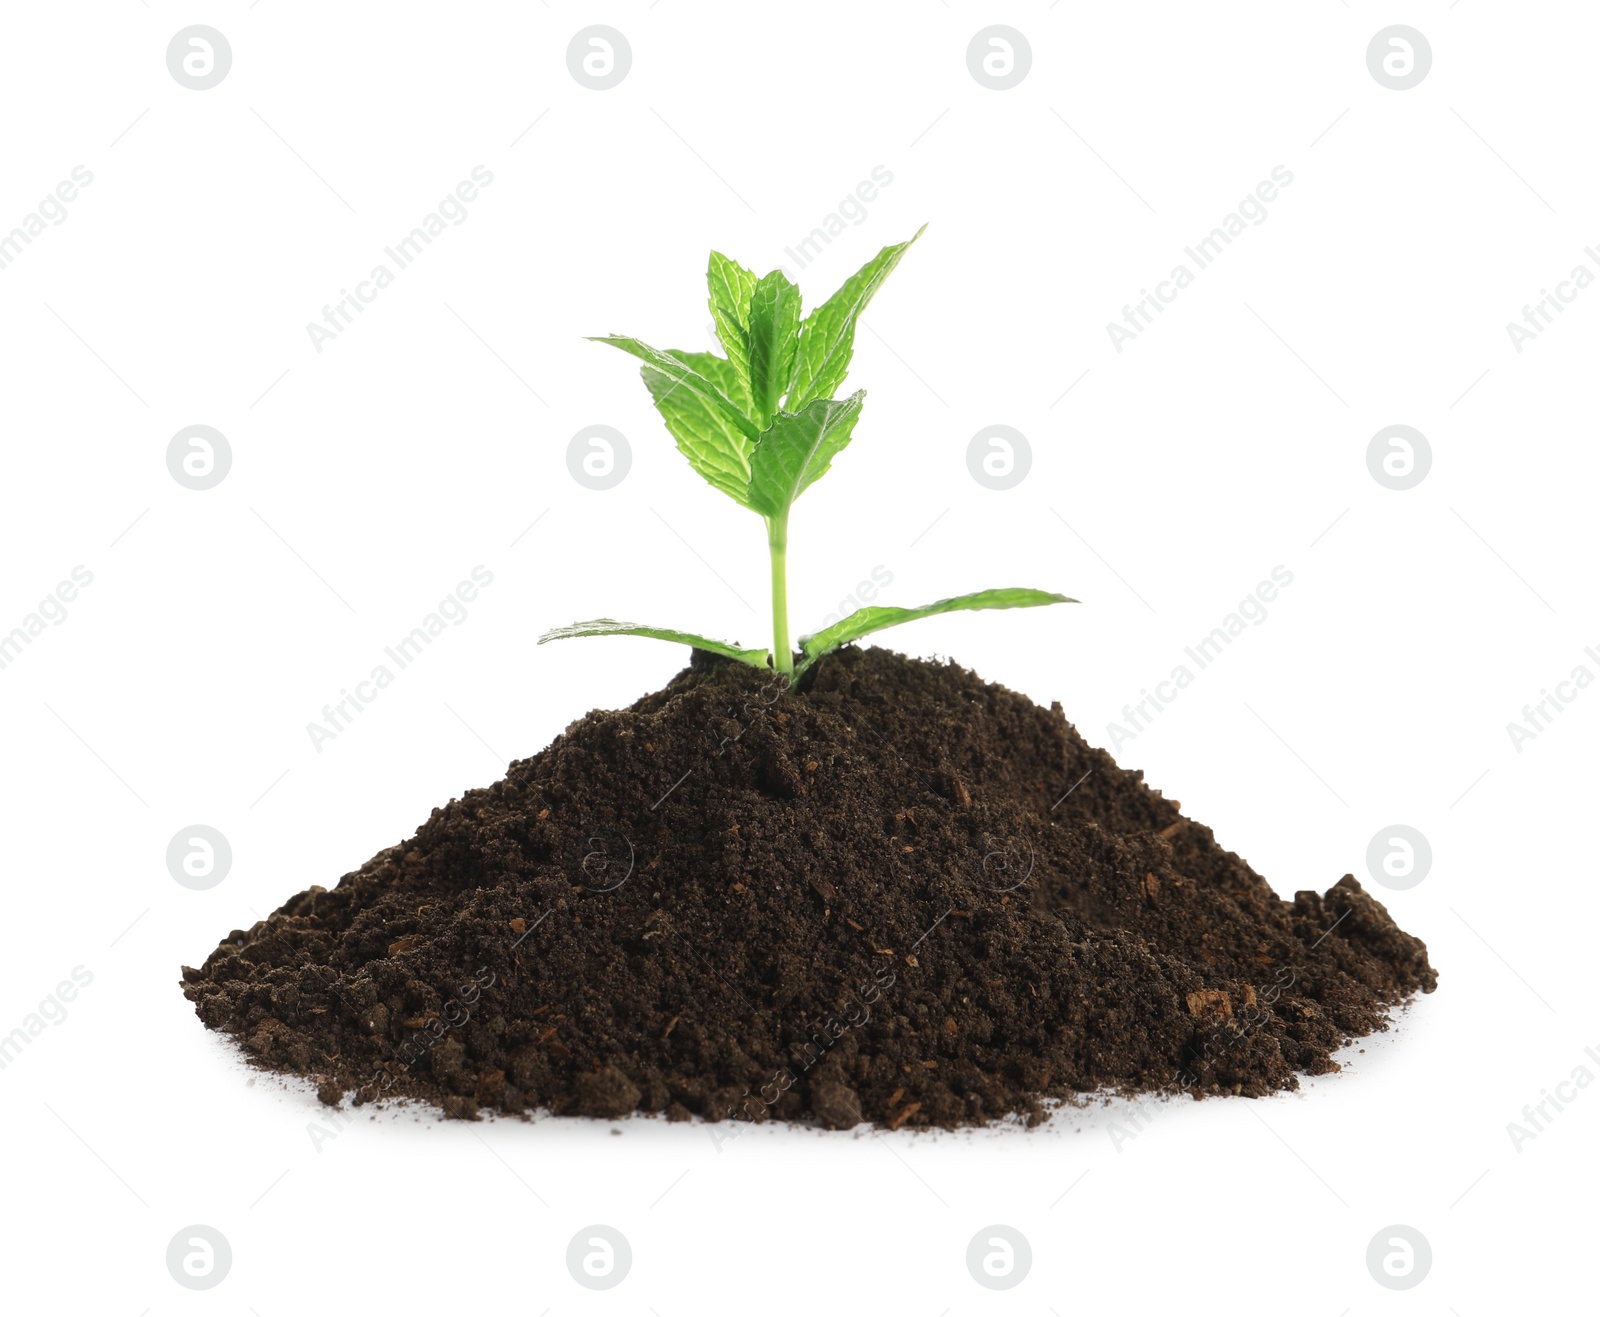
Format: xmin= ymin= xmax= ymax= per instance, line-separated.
xmin=592 ymin=226 xmax=922 ymax=521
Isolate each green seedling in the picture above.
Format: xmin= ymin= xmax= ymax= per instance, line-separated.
xmin=540 ymin=227 xmax=1074 ymax=678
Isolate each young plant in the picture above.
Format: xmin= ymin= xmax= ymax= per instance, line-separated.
xmin=540 ymin=227 xmax=1073 ymax=678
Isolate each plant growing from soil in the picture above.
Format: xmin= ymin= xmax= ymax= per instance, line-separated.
xmin=540 ymin=227 xmax=1073 ymax=678
xmin=184 ymin=231 xmax=1440 ymax=1124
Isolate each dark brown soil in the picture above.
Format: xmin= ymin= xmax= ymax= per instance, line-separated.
xmin=181 ymin=647 xmax=1436 ymax=1129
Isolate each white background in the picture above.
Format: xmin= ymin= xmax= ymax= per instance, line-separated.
xmin=1 ymin=2 xmax=1593 ymax=1311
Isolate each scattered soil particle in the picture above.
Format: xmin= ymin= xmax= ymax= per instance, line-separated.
xmin=181 ymin=647 xmax=1437 ymax=1129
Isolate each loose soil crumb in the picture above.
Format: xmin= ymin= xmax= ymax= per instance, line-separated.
xmin=181 ymin=647 xmax=1437 ymax=1128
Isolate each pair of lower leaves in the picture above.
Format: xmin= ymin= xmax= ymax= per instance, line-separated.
xmin=538 ymin=586 xmax=1072 ymax=677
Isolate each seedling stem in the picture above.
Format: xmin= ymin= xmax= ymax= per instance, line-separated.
xmin=767 ymin=511 xmax=792 ymax=677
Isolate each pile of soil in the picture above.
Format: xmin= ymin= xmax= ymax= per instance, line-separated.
xmin=181 ymin=647 xmax=1436 ymax=1129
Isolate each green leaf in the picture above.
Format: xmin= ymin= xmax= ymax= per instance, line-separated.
xmin=641 ymin=350 xmax=755 ymax=507
xmin=745 ymin=391 xmax=866 ymax=519
xmin=539 ymin=618 xmax=771 ymax=669
xmin=745 ymin=269 xmax=802 ymax=427
xmin=707 ymin=251 xmax=759 ymax=409
xmin=797 ymin=588 xmax=1075 ymax=672
xmin=788 ymin=225 xmax=925 ymax=411
xmin=678 ymin=350 xmax=747 ymax=405
xmin=590 ymin=335 xmax=759 ymax=439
